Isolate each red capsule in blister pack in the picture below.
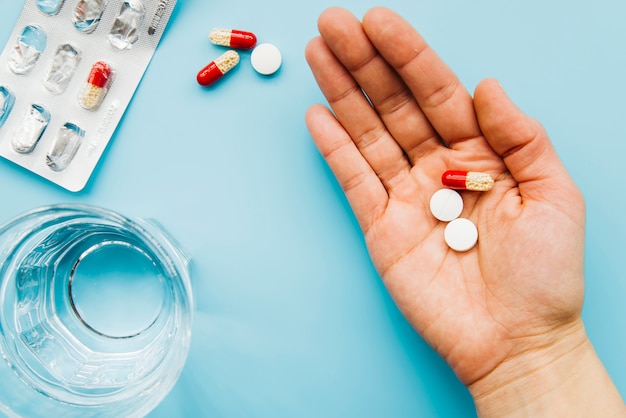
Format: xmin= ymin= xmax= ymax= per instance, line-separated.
xmin=79 ymin=61 xmax=112 ymax=111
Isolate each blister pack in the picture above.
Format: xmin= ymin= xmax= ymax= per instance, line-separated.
xmin=0 ymin=0 xmax=177 ymax=191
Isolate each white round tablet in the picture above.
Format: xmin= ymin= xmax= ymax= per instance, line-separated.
xmin=429 ymin=188 xmax=463 ymax=222
xmin=444 ymin=218 xmax=478 ymax=252
xmin=251 ymin=43 xmax=282 ymax=75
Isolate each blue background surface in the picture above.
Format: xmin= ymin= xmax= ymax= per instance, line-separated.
xmin=1 ymin=1 xmax=626 ymax=416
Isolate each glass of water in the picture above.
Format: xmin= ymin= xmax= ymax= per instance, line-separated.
xmin=0 ymin=204 xmax=193 ymax=417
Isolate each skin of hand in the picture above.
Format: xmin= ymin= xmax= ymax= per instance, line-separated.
xmin=305 ymin=6 xmax=626 ymax=416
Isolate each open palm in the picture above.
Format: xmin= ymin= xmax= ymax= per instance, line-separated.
xmin=305 ymin=7 xmax=586 ymax=387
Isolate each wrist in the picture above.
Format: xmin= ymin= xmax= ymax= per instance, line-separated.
xmin=468 ymin=319 xmax=626 ymax=417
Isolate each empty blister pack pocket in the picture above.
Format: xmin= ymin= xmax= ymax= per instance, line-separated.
xmin=73 ymin=0 xmax=108 ymax=34
xmin=37 ymin=0 xmax=66 ymax=15
xmin=42 ymin=43 xmax=81 ymax=94
xmin=8 ymin=25 xmax=47 ymax=75
xmin=109 ymin=1 xmax=146 ymax=50
xmin=0 ymin=87 xmax=15 ymax=128
xmin=0 ymin=0 xmax=177 ymax=191
xmin=12 ymin=104 xmax=51 ymax=154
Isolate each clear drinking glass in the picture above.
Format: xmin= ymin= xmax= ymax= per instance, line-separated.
xmin=0 ymin=204 xmax=193 ymax=417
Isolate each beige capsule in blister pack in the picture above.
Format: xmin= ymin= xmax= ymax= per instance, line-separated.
xmin=78 ymin=60 xmax=113 ymax=111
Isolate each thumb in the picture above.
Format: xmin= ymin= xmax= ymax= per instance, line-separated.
xmin=474 ymin=78 xmax=578 ymax=202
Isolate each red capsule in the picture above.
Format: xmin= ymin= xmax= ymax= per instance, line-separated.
xmin=209 ymin=28 xmax=257 ymax=50
xmin=87 ymin=61 xmax=112 ymax=88
xmin=442 ymin=170 xmax=494 ymax=191
xmin=79 ymin=61 xmax=113 ymax=110
xmin=196 ymin=50 xmax=240 ymax=86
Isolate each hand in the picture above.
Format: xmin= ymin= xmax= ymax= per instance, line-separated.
xmin=305 ymin=7 xmax=625 ymax=416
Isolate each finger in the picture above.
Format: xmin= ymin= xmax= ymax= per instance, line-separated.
xmin=305 ymin=104 xmax=388 ymax=233
xmin=362 ymin=7 xmax=482 ymax=147
xmin=316 ymin=7 xmax=441 ymax=164
xmin=473 ymin=79 xmax=580 ymax=202
xmin=305 ymin=36 xmax=415 ymax=194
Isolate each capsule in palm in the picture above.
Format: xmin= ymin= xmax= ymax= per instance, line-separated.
xmin=442 ymin=170 xmax=494 ymax=191
xmin=209 ymin=29 xmax=257 ymax=50
xmin=196 ymin=50 xmax=240 ymax=86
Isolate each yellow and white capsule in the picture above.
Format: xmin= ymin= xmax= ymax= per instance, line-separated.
xmin=442 ymin=170 xmax=494 ymax=191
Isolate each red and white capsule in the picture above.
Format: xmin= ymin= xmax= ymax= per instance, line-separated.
xmin=196 ymin=50 xmax=240 ymax=87
xmin=79 ymin=61 xmax=113 ymax=111
xmin=209 ymin=28 xmax=257 ymax=50
xmin=442 ymin=170 xmax=494 ymax=192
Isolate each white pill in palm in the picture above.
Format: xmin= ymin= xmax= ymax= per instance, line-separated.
xmin=429 ymin=188 xmax=463 ymax=222
xmin=251 ymin=43 xmax=282 ymax=75
xmin=444 ymin=218 xmax=478 ymax=252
